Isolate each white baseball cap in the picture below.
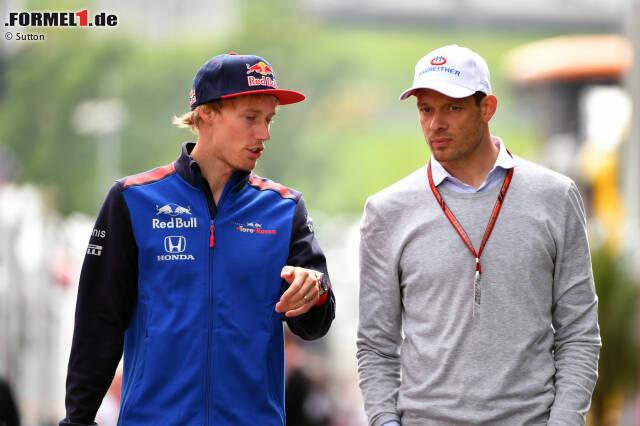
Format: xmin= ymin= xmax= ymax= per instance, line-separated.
xmin=399 ymin=45 xmax=492 ymax=100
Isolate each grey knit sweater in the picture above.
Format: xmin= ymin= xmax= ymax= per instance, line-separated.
xmin=357 ymin=157 xmax=601 ymax=426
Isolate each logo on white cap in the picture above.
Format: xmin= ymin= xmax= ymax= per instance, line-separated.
xmin=430 ymin=56 xmax=446 ymax=66
xmin=399 ymin=45 xmax=492 ymax=100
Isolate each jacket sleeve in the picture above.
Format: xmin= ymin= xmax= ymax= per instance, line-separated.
xmin=356 ymin=198 xmax=402 ymax=426
xmin=548 ymin=183 xmax=601 ymax=425
xmin=60 ymin=183 xmax=138 ymax=426
xmin=282 ymin=196 xmax=335 ymax=340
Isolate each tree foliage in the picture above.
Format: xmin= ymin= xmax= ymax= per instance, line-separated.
xmin=590 ymin=248 xmax=638 ymax=424
xmin=1 ymin=1 xmax=543 ymax=215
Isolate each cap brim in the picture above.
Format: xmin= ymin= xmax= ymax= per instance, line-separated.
xmin=221 ymin=89 xmax=306 ymax=105
xmin=399 ymin=81 xmax=476 ymax=100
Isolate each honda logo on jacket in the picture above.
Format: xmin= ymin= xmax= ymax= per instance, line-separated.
xmin=164 ymin=236 xmax=186 ymax=253
xmin=158 ymin=236 xmax=195 ymax=261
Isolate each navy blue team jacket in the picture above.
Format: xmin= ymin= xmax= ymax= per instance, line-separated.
xmin=61 ymin=142 xmax=335 ymax=426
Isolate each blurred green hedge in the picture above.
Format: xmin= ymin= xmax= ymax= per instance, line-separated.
xmin=1 ymin=1 xmax=551 ymax=214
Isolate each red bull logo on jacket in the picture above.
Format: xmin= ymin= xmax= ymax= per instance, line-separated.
xmin=246 ymin=62 xmax=277 ymax=88
xmin=152 ymin=217 xmax=198 ymax=229
xmin=156 ymin=203 xmax=192 ymax=216
xmin=153 ymin=203 xmax=197 ymax=229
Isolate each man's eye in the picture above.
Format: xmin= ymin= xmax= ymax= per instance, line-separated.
xmin=450 ymin=106 xmax=461 ymax=111
xmin=246 ymin=116 xmax=256 ymax=122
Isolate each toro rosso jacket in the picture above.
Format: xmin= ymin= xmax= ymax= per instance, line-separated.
xmin=61 ymin=142 xmax=335 ymax=426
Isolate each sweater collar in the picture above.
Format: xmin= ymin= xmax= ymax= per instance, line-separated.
xmin=429 ymin=136 xmax=515 ymax=187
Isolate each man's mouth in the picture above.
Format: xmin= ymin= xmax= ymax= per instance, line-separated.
xmin=430 ymin=137 xmax=451 ymax=146
xmin=247 ymin=147 xmax=263 ymax=159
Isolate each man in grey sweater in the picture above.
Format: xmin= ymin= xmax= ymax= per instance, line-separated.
xmin=357 ymin=45 xmax=601 ymax=426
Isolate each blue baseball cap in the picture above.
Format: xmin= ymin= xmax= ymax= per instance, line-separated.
xmin=189 ymin=53 xmax=306 ymax=109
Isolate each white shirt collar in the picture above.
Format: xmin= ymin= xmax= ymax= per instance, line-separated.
xmin=429 ymin=136 xmax=515 ymax=187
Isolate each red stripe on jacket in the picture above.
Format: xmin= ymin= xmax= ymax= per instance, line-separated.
xmin=123 ymin=163 xmax=176 ymax=188
xmin=248 ymin=174 xmax=296 ymax=200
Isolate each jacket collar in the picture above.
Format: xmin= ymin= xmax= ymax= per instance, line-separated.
xmin=174 ymin=141 xmax=251 ymax=192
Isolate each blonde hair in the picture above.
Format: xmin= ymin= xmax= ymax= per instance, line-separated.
xmin=172 ymin=99 xmax=230 ymax=134
xmin=173 ymin=94 xmax=279 ymax=134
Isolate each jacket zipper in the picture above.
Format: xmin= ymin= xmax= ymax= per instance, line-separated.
xmin=200 ymin=181 xmax=217 ymax=426
xmin=205 ymin=218 xmax=215 ymax=426
xmin=204 ymin=180 xmax=233 ymax=426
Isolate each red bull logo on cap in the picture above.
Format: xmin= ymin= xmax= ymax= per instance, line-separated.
xmin=246 ymin=61 xmax=273 ymax=76
xmin=189 ymin=89 xmax=196 ymax=106
xmin=431 ymin=56 xmax=446 ymax=66
xmin=246 ymin=61 xmax=277 ymax=88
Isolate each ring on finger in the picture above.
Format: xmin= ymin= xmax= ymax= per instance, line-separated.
xmin=303 ymin=295 xmax=309 ymax=303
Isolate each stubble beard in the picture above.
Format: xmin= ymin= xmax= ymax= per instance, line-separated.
xmin=428 ymin=138 xmax=465 ymax=164
xmin=430 ymin=141 xmax=485 ymax=170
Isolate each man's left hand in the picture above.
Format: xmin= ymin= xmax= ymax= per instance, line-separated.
xmin=275 ymin=266 xmax=321 ymax=317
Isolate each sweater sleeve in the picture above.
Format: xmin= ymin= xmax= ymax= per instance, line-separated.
xmin=283 ymin=196 xmax=335 ymax=340
xmin=60 ymin=183 xmax=138 ymax=425
xmin=356 ymin=198 xmax=402 ymax=426
xmin=548 ymin=183 xmax=601 ymax=425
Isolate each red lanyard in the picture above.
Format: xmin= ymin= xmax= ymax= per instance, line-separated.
xmin=427 ymin=162 xmax=514 ymax=312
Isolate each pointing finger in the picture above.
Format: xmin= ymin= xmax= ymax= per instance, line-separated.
xmin=281 ymin=265 xmax=295 ymax=282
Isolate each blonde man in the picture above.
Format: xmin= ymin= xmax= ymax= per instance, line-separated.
xmin=61 ymin=53 xmax=334 ymax=426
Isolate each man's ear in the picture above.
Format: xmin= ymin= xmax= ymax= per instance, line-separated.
xmin=481 ymin=95 xmax=498 ymax=123
xmin=198 ymin=105 xmax=216 ymax=124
